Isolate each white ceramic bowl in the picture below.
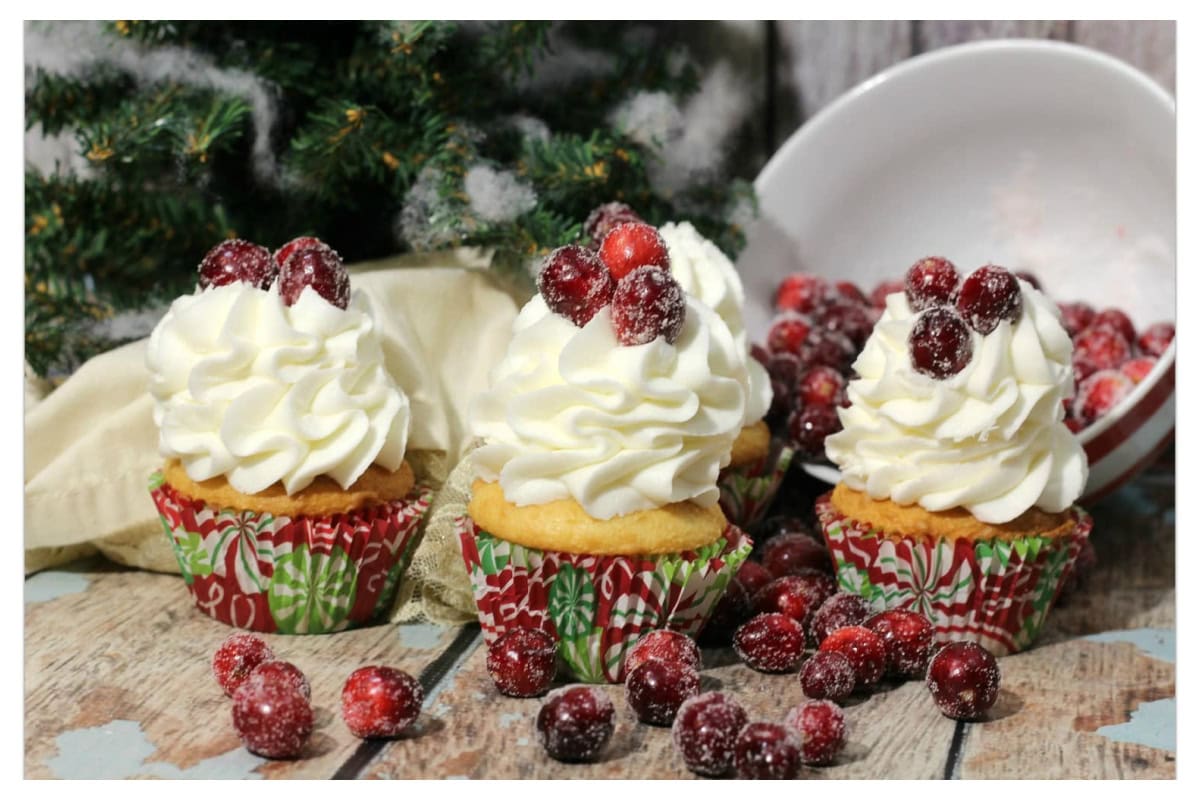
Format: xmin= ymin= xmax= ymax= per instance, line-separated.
xmin=739 ymin=39 xmax=1175 ymax=503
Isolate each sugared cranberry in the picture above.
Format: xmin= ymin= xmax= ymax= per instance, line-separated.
xmin=1015 ymin=270 xmax=1042 ymax=290
xmin=787 ymin=404 xmax=842 ymax=458
xmin=626 ymin=659 xmax=700 ymax=726
xmin=864 ymin=608 xmax=936 ymax=678
xmin=767 ymin=313 xmax=812 ymax=355
xmin=776 ymin=273 xmax=829 ymax=313
xmin=799 ymin=650 xmax=856 ymax=702
xmin=751 ymin=343 xmax=771 ymax=367
xmin=340 ymin=666 xmax=423 ymax=738
xmin=736 ymin=560 xmax=775 ymax=597
xmin=795 ymin=364 xmax=847 ymax=408
xmin=905 ymin=256 xmax=960 ymax=311
xmin=1138 ymin=322 xmax=1175 ymax=357
xmin=834 ymin=280 xmax=868 ymax=306
xmin=870 ymin=278 xmax=905 ymax=308
xmin=956 ymin=265 xmax=1022 ymax=335
xmin=700 ymin=578 xmax=751 ymax=644
xmin=278 ymin=246 xmax=350 ymax=308
xmin=1075 ymin=323 xmax=1133 ymax=372
xmin=909 ymin=307 xmax=973 ymax=379
xmin=761 ymin=534 xmax=831 ymax=578
xmin=818 ymin=625 xmax=886 ymax=689
xmin=926 ymin=641 xmax=1000 ymax=720
xmin=784 ymin=699 xmax=847 ymax=766
xmin=1074 ymin=369 xmax=1134 ymax=425
xmin=761 ymin=514 xmax=821 ymax=543
xmin=810 ymin=593 xmax=873 ymax=644
xmin=584 ymin=201 xmax=642 ymax=248
xmin=799 ymin=329 xmax=855 ymax=372
xmin=814 ymin=301 xmax=874 ymax=348
xmin=536 ymin=685 xmax=616 ymax=762
xmin=537 ymin=245 xmax=615 ymax=327
xmin=767 ymin=351 xmax=803 ymax=386
xmin=734 ymin=722 xmax=802 ymax=779
xmin=231 ymin=679 xmax=312 ymax=759
xmin=1064 ymin=416 xmax=1086 ymax=434
xmin=624 ymin=629 xmax=702 ymax=676
xmin=733 ymin=613 xmax=806 ymax=673
xmin=672 ymin=691 xmax=748 ymax=777
xmin=610 ymin=265 xmax=686 ymax=346
xmin=599 ymin=221 xmax=670 ymax=280
xmin=1093 ymin=308 xmax=1136 ymax=343
xmin=274 ymin=236 xmax=332 ymax=269
xmin=212 ymin=632 xmax=274 ymax=697
xmin=247 ymin=660 xmax=311 ymax=701
xmin=1057 ymin=301 xmax=1096 ymax=338
xmin=752 ymin=576 xmax=812 ymax=624
xmin=198 ymin=239 xmax=276 ymax=290
xmin=486 ymin=627 xmax=557 ymax=698
xmin=1121 ymin=356 xmax=1157 ymax=384
xmin=785 ymin=568 xmax=838 ymax=611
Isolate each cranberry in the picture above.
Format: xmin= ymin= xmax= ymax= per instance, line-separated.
xmin=834 ymin=280 xmax=868 ymax=306
xmin=1138 ymin=322 xmax=1175 ymax=357
xmin=231 ymin=679 xmax=313 ymax=759
xmin=734 ymin=722 xmax=802 ymax=779
xmin=904 ymin=256 xmax=960 ymax=311
xmin=761 ymin=515 xmax=821 ymax=542
xmin=278 ymin=246 xmax=350 ymax=308
xmin=198 ymin=239 xmax=276 ymax=290
xmin=1075 ymin=323 xmax=1133 ymax=372
xmin=274 ymin=236 xmax=332 ymax=269
xmin=1093 ymin=308 xmax=1136 ymax=343
xmin=864 ymin=608 xmax=936 ymax=678
xmin=814 ymin=301 xmax=874 ymax=348
xmin=584 ymin=201 xmax=642 ymax=247
xmin=775 ymin=273 xmax=829 ymax=313
xmin=537 ymin=245 xmax=615 ymax=327
xmin=1065 ymin=416 xmax=1086 ymax=434
xmin=926 ymin=641 xmax=1000 ymax=720
xmin=598 ymin=221 xmax=670 ymax=280
xmin=784 ymin=699 xmax=847 ymax=766
xmin=785 ymin=568 xmax=838 ymax=610
xmin=625 ymin=659 xmax=700 ymax=726
xmin=761 ymin=534 xmax=831 ymax=578
xmin=700 ymin=578 xmax=751 ymax=643
xmin=247 ymin=660 xmax=311 ymax=702
xmin=1015 ymin=270 xmax=1042 ymax=290
xmin=1121 ymin=356 xmax=1157 ymax=384
xmin=1057 ymin=301 xmax=1096 ymax=338
xmin=751 ymin=342 xmax=770 ymax=367
xmin=212 ymin=632 xmax=274 ymax=697
xmin=766 ymin=313 xmax=812 ymax=355
xmin=799 ymin=329 xmax=855 ymax=372
xmin=766 ymin=351 xmax=803 ymax=386
xmin=956 ymin=265 xmax=1022 ymax=334
xmin=908 ymin=307 xmax=973 ymax=379
xmin=536 ymin=685 xmax=616 ymax=762
xmin=810 ymin=592 xmax=873 ymax=644
xmin=672 ymin=691 xmax=748 ymax=777
xmin=870 ymin=278 xmax=905 ymax=309
xmin=1074 ymin=369 xmax=1134 ymax=424
xmin=787 ymin=404 xmax=842 ymax=458
xmin=752 ymin=576 xmax=812 ymax=624
xmin=733 ymin=613 xmax=806 ymax=673
xmin=768 ymin=379 xmax=792 ymax=424
xmin=486 ymin=627 xmax=557 ymax=698
xmin=736 ymin=560 xmax=775 ymax=597
xmin=818 ymin=625 xmax=886 ymax=689
xmin=340 ymin=666 xmax=423 ymax=738
xmin=610 ymin=265 xmax=686 ymax=346
xmin=624 ymin=629 xmax=702 ymax=676
xmin=799 ymin=650 xmax=856 ymax=702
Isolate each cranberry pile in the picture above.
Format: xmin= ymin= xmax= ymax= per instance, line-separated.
xmin=199 ymin=236 xmax=350 ymax=308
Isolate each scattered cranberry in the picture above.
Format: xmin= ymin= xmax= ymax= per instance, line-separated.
xmin=834 ymin=280 xmax=868 ymax=305
xmin=810 ymin=593 xmax=873 ymax=644
xmin=1074 ymin=369 xmax=1135 ymax=425
xmin=818 ymin=625 xmax=886 ymax=689
xmin=536 ymin=685 xmax=616 ymax=762
xmin=625 ymin=659 xmax=700 ymax=726
xmin=926 ymin=641 xmax=1000 ymax=720
xmin=800 ymin=329 xmax=855 ymax=372
xmin=785 ymin=568 xmax=839 ymax=611
xmin=624 ymin=629 xmax=702 ymax=676
xmin=274 ymin=236 xmax=332 ymax=269
xmin=247 ymin=660 xmax=311 ymax=702
xmin=775 ymin=273 xmax=829 ymax=313
xmin=1075 ymin=323 xmax=1133 ymax=372
xmin=212 ymin=633 xmax=274 ymax=697
xmin=1015 ymin=270 xmax=1042 ymax=290
xmin=761 ymin=534 xmax=831 ymax=578
xmin=734 ymin=722 xmax=802 ymax=779
xmin=672 ymin=691 xmax=748 ymax=777
xmin=956 ymin=265 xmax=1022 ymax=334
xmin=814 ymin=301 xmax=874 ymax=348
xmin=736 ymin=560 xmax=775 ymax=597
xmin=767 ymin=352 xmax=804 ymax=388
xmin=340 ymin=666 xmax=423 ymax=738
xmin=787 ymin=404 xmax=842 ymax=458
xmin=796 ymin=366 xmax=846 ymax=408
xmin=1093 ymin=308 xmax=1137 ymax=344
xmin=864 ymin=608 xmax=936 ymax=678
xmin=904 ymin=256 xmax=960 ymax=311
xmin=1064 ymin=416 xmax=1085 ymax=434
xmin=584 ymin=201 xmax=642 ymax=248
xmin=752 ymin=576 xmax=812 ymax=624
xmin=767 ymin=313 xmax=812 ymax=355
xmin=734 ymin=613 xmax=806 ymax=673
xmin=536 ymin=245 xmax=615 ymax=327
xmin=1057 ymin=301 xmax=1096 ymax=338
xmin=870 ymin=278 xmax=905 ymax=308
xmin=1138 ymin=322 xmax=1175 ymax=357
xmin=762 ymin=515 xmax=821 ymax=542
xmin=598 ymin=221 xmax=670 ymax=280
xmin=701 ymin=577 xmax=751 ymax=643
xmin=278 ymin=246 xmax=350 ymax=308
xmin=487 ymin=627 xmax=557 ymax=698
xmin=1121 ymin=357 xmax=1157 ymax=384
xmin=909 ymin=307 xmax=973 ymax=379
xmin=610 ymin=265 xmax=686 ymax=346
xmin=198 ymin=239 xmax=276 ymax=290
xmin=799 ymin=650 xmax=856 ymax=702
xmin=231 ymin=679 xmax=313 ymax=759
xmin=784 ymin=699 xmax=847 ymax=766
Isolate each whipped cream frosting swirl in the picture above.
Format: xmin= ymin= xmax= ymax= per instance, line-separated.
xmin=659 ymin=220 xmax=772 ymax=426
xmin=147 ymin=283 xmax=410 ymax=495
xmin=470 ymin=294 xmax=749 ymax=520
xmin=824 ymin=281 xmax=1087 ymax=524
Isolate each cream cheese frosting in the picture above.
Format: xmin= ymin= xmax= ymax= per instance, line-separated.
xmin=146 ymin=282 xmax=410 ymax=495
xmin=824 ymin=281 xmax=1087 ymax=524
xmin=469 ymin=293 xmax=749 ymax=520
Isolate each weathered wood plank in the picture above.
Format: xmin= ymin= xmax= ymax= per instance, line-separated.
xmin=1072 ymin=20 xmax=1176 ymax=93
xmin=914 ymin=20 xmax=1070 ymax=52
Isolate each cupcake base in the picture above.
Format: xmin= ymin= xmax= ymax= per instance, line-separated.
xmin=717 ymin=441 xmax=795 ymax=529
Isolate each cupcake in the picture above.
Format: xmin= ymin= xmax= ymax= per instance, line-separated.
xmin=820 ymin=261 xmax=1092 ymax=656
xmin=146 ymin=238 xmax=432 ymax=634
xmin=459 ymin=239 xmax=753 ymax=683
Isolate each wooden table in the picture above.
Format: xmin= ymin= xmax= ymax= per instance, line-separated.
xmin=25 ymin=469 xmax=1174 ymax=779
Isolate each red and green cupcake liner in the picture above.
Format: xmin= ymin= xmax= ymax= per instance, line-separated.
xmin=457 ymin=515 xmax=753 ymax=683
xmin=149 ymin=471 xmax=432 ymax=634
xmin=718 ymin=442 xmax=795 ymax=528
xmin=816 ymin=492 xmax=1092 ymax=656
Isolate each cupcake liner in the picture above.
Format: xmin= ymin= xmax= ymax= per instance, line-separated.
xmin=457 ymin=515 xmax=753 ymax=683
xmin=816 ymin=492 xmax=1092 ymax=656
xmin=718 ymin=442 xmax=795 ymax=528
xmin=149 ymin=471 xmax=433 ymax=634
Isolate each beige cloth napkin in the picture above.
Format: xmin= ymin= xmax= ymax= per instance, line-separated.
xmin=24 ymin=252 xmax=524 ymax=623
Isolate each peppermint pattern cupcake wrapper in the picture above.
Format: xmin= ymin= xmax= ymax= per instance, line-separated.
xmin=149 ymin=471 xmax=433 ymax=635
xmin=718 ymin=443 xmax=795 ymax=528
xmin=457 ymin=515 xmax=753 ymax=683
xmin=816 ymin=492 xmax=1092 ymax=656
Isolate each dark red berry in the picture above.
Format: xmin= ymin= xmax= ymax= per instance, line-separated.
xmin=834 ymin=280 xmax=868 ymax=305
xmin=799 ymin=650 xmax=856 ymax=702
xmin=487 ymin=627 xmax=557 ymax=698
xmin=1074 ymin=369 xmax=1134 ymax=424
xmin=734 ymin=722 xmax=802 ymax=779
xmin=274 ymin=236 xmax=332 ymax=269
xmin=870 ymin=279 xmax=905 ymax=308
xmin=599 ymin=221 xmax=670 ymax=280
xmin=766 ymin=313 xmax=812 ymax=355
xmin=736 ymin=560 xmax=775 ymax=597
xmin=752 ymin=576 xmax=812 ymax=624
xmin=1137 ymin=322 xmax=1175 ymax=358
xmin=775 ymin=273 xmax=829 ymax=314
xmin=733 ymin=613 xmax=806 ymax=673
xmin=1064 ymin=415 xmax=1086 ymax=434
xmin=672 ymin=691 xmax=748 ymax=777
xmin=536 ymin=245 xmax=615 ymax=327
xmin=584 ymin=201 xmax=642 ymax=248
xmin=768 ymin=379 xmax=792 ymax=423
xmin=784 ymin=699 xmax=846 ymax=766
xmin=340 ymin=666 xmax=423 ymax=738
xmin=799 ymin=329 xmax=855 ymax=372
xmin=796 ymin=365 xmax=846 ymax=408
xmin=212 ymin=633 xmax=274 ymax=697
xmin=926 ymin=641 xmax=1000 ymax=720
xmin=956 ymin=265 xmax=1022 ymax=334
xmin=810 ymin=593 xmax=873 ymax=644
xmin=624 ymin=629 xmax=702 ymax=676
xmin=908 ymin=307 xmax=973 ymax=379
xmin=700 ymin=578 xmax=752 ymax=644
xmin=766 ymin=351 xmax=803 ymax=386
xmin=278 ymin=246 xmax=350 ymax=308
xmin=864 ymin=608 xmax=936 ymax=678
xmin=818 ymin=625 xmax=886 ymax=689
xmin=198 ymin=239 xmax=276 ymax=290
xmin=814 ymin=301 xmax=874 ymax=348
xmin=762 ymin=515 xmax=822 ymax=542
xmin=905 ymin=256 xmax=960 ymax=311
xmin=751 ymin=343 xmax=770 ymax=367
xmin=1015 ymin=270 xmax=1042 ymax=290
xmin=1093 ymin=308 xmax=1136 ymax=343
xmin=231 ymin=679 xmax=313 ymax=759
xmin=785 ymin=568 xmax=838 ymax=611
xmin=1057 ymin=301 xmax=1096 ymax=338
xmin=787 ymin=404 xmax=842 ymax=458
xmin=626 ymin=659 xmax=700 ymax=726
xmin=1121 ymin=356 xmax=1157 ymax=384
xmin=247 ymin=660 xmax=311 ymax=701
xmin=611 ymin=265 xmax=686 ymax=346
xmin=1074 ymin=323 xmax=1133 ymax=372
xmin=761 ymin=534 xmax=831 ymax=578
xmin=536 ymin=685 xmax=615 ymax=762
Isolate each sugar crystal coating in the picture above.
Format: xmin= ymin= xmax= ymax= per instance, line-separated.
xmin=904 ymin=256 xmax=960 ymax=312
xmin=536 ymin=685 xmax=616 ymax=762
xmin=536 ymin=244 xmax=615 ymax=327
xmin=956 ymin=265 xmax=1021 ymax=335
xmin=926 ymin=641 xmax=1001 ymax=720
xmin=799 ymin=650 xmax=856 ymax=702
xmin=908 ymin=307 xmax=973 ymax=379
xmin=231 ymin=679 xmax=313 ymax=759
xmin=278 ymin=246 xmax=350 ymax=309
xmin=584 ymin=201 xmax=642 ymax=248
xmin=198 ymin=239 xmax=276 ymax=290
xmin=672 ymin=691 xmax=749 ymax=777
xmin=610 ymin=265 xmax=686 ymax=346
xmin=212 ymin=632 xmax=274 ymax=697
xmin=624 ymin=629 xmax=702 ymax=676
xmin=818 ymin=625 xmax=886 ymax=689
xmin=487 ymin=627 xmax=558 ymax=698
xmin=733 ymin=613 xmax=806 ymax=673
xmin=247 ymin=660 xmax=311 ymax=701
xmin=734 ymin=721 xmax=803 ymax=779
xmin=625 ymin=659 xmax=701 ymax=726
xmin=864 ymin=608 xmax=936 ymax=678
xmin=810 ymin=592 xmax=873 ymax=644
xmin=340 ymin=666 xmax=423 ymax=738
xmin=784 ymin=699 xmax=847 ymax=766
